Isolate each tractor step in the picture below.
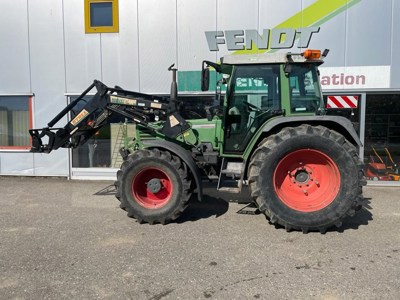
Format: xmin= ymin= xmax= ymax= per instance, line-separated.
xmin=217 ymin=158 xmax=244 ymax=193
xmin=220 ymin=161 xmax=242 ymax=176
xmin=217 ymin=187 xmax=241 ymax=193
xmin=220 ymin=169 xmax=242 ymax=175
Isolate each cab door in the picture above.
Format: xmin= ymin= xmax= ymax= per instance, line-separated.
xmin=223 ymin=64 xmax=281 ymax=153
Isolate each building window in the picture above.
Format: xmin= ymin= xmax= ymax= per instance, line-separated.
xmin=85 ymin=0 xmax=119 ymax=33
xmin=364 ymin=94 xmax=400 ymax=182
xmin=0 ymin=96 xmax=33 ymax=150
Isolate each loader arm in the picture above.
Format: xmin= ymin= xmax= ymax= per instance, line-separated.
xmin=29 ymin=80 xmax=191 ymax=153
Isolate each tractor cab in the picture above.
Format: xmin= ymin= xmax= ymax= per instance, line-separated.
xmin=202 ymin=49 xmax=327 ymax=153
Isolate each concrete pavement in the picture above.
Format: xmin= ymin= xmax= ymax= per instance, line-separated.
xmin=0 ymin=177 xmax=399 ymax=299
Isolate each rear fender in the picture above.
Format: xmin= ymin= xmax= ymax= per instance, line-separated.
xmin=260 ymin=115 xmax=361 ymax=147
xmin=243 ymin=115 xmax=362 ymax=179
xmin=141 ymin=140 xmax=203 ymax=201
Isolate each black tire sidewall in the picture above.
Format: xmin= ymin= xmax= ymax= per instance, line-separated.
xmin=259 ymin=133 xmax=358 ymax=228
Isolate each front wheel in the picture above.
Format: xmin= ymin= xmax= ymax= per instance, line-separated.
xmin=115 ymin=148 xmax=192 ymax=224
xmin=248 ymin=125 xmax=365 ymax=233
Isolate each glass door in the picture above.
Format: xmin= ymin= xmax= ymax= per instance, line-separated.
xmin=364 ymin=94 xmax=400 ymax=183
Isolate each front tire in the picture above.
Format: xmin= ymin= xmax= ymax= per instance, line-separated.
xmin=115 ymin=148 xmax=192 ymax=224
xmin=248 ymin=125 xmax=365 ymax=233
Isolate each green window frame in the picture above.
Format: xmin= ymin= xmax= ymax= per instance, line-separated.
xmin=85 ymin=0 xmax=119 ymax=33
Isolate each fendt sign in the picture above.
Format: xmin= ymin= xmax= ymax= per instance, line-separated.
xmin=205 ymin=27 xmax=320 ymax=51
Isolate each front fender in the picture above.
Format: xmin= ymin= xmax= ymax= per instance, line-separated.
xmin=141 ymin=140 xmax=203 ymax=201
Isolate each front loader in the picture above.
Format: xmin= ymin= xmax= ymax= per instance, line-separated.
xmin=30 ymin=49 xmax=365 ymax=233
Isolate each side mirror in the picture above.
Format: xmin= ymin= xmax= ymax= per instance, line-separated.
xmin=284 ymin=63 xmax=292 ymax=75
xmin=201 ymin=61 xmax=210 ymax=91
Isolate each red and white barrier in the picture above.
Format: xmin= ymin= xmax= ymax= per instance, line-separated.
xmin=327 ymin=95 xmax=358 ymax=109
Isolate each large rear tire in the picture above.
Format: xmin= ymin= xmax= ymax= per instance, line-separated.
xmin=115 ymin=148 xmax=192 ymax=224
xmin=248 ymin=125 xmax=365 ymax=233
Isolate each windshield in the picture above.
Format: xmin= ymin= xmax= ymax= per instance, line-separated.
xmin=288 ymin=64 xmax=322 ymax=113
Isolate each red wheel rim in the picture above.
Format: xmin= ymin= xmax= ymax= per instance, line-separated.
xmin=131 ymin=167 xmax=173 ymax=209
xmin=273 ymin=149 xmax=340 ymax=212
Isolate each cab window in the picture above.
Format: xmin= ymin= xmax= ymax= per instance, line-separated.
xmin=288 ymin=64 xmax=322 ymax=113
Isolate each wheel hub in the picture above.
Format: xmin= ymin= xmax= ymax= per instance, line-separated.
xmin=147 ymin=178 xmax=162 ymax=194
xmin=295 ymin=170 xmax=310 ymax=183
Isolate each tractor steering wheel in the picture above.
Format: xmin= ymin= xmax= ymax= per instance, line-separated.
xmin=243 ymin=101 xmax=261 ymax=111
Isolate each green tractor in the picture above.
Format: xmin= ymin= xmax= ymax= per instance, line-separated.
xmin=30 ymin=49 xmax=365 ymax=233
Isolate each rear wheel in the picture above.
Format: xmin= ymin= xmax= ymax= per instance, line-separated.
xmin=115 ymin=148 xmax=192 ymax=224
xmin=248 ymin=125 xmax=365 ymax=233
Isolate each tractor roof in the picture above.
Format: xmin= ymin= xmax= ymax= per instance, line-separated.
xmin=220 ymin=50 xmax=324 ymax=66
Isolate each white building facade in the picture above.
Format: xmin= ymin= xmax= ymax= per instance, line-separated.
xmin=0 ymin=0 xmax=399 ymax=184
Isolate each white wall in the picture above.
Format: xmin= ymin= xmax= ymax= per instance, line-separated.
xmin=0 ymin=0 xmax=31 ymax=94
xmin=0 ymin=0 xmax=399 ymax=176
